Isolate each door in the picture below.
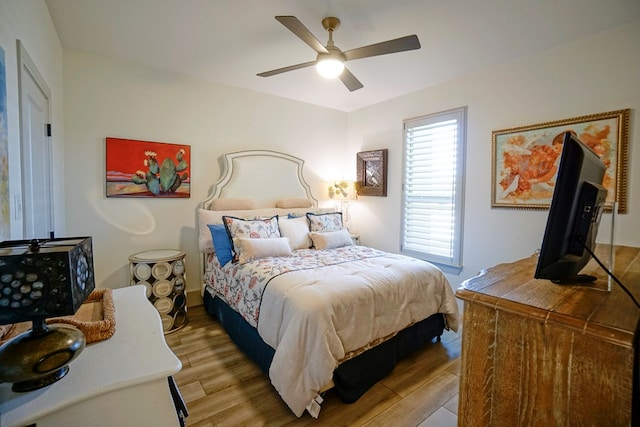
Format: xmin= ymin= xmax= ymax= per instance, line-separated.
xmin=18 ymin=41 xmax=53 ymax=239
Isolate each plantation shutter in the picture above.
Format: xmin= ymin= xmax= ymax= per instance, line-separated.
xmin=401 ymin=107 xmax=466 ymax=268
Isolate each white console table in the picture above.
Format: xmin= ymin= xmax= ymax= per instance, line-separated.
xmin=0 ymin=286 xmax=183 ymax=427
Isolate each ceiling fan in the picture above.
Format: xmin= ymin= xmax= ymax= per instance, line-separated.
xmin=257 ymin=16 xmax=421 ymax=92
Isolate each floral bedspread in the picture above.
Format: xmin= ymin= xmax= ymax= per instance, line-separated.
xmin=204 ymin=245 xmax=460 ymax=417
xmin=204 ymin=245 xmax=385 ymax=328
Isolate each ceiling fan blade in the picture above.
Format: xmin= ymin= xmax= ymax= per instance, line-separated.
xmin=275 ymin=16 xmax=328 ymax=54
xmin=257 ymin=61 xmax=316 ymax=77
xmin=339 ymin=68 xmax=364 ymax=92
xmin=343 ymin=35 xmax=421 ymax=61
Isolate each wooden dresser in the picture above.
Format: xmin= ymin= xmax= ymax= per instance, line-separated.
xmin=456 ymin=245 xmax=640 ymax=426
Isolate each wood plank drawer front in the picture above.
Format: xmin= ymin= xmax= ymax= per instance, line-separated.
xmin=457 ymin=245 xmax=639 ymax=426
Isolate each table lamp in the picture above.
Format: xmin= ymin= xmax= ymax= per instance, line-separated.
xmin=0 ymin=237 xmax=95 ymax=392
xmin=328 ymin=180 xmax=357 ymax=228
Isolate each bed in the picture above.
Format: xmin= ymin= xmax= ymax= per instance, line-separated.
xmin=197 ymin=150 xmax=459 ymax=417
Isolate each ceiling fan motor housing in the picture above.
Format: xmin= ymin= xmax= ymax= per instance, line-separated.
xmin=321 ymin=17 xmax=340 ymax=32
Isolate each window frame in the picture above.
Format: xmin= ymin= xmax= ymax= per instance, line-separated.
xmin=401 ymin=107 xmax=467 ymax=272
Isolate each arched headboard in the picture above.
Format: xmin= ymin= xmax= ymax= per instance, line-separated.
xmin=202 ymin=150 xmax=318 ymax=210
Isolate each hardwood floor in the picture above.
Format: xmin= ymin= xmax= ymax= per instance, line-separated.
xmin=165 ymin=305 xmax=462 ymax=427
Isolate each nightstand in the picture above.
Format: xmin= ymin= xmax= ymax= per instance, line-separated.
xmin=0 ymin=286 xmax=184 ymax=427
xmin=129 ymin=249 xmax=188 ymax=333
xmin=350 ymin=233 xmax=360 ymax=245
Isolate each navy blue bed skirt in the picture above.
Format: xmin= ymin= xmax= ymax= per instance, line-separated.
xmin=203 ymin=290 xmax=445 ymax=403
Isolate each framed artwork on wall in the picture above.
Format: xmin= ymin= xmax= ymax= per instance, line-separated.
xmin=0 ymin=46 xmax=9 ymax=239
xmin=491 ymin=109 xmax=629 ymax=212
xmin=356 ymin=149 xmax=388 ymax=197
xmin=105 ymin=137 xmax=191 ymax=198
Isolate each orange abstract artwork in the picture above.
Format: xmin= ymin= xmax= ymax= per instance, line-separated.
xmin=492 ymin=109 xmax=629 ymax=211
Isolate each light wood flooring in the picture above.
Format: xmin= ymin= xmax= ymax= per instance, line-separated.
xmin=165 ymin=305 xmax=462 ymax=427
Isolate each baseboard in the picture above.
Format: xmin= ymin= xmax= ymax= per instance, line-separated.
xmin=186 ymin=289 xmax=203 ymax=307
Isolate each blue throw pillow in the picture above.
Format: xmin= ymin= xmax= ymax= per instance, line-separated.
xmin=207 ymin=224 xmax=233 ymax=266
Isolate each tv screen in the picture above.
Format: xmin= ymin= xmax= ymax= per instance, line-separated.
xmin=534 ymin=131 xmax=607 ymax=283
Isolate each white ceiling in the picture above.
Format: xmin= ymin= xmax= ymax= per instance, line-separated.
xmin=45 ymin=0 xmax=640 ymax=112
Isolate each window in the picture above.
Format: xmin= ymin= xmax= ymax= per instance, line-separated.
xmin=401 ymin=107 xmax=466 ymax=270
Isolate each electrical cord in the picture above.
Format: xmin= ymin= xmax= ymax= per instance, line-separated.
xmin=581 ymin=243 xmax=640 ymax=310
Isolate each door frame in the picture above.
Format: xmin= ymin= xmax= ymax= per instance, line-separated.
xmin=17 ymin=40 xmax=54 ymax=239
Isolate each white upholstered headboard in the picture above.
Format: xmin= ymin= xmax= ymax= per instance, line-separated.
xmin=198 ymin=149 xmax=332 ymax=255
xmin=201 ymin=150 xmax=318 ymax=210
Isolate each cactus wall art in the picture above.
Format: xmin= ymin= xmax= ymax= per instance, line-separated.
xmin=106 ymin=137 xmax=190 ymax=198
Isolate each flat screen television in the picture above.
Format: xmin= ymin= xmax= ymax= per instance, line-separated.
xmin=534 ymin=131 xmax=607 ymax=283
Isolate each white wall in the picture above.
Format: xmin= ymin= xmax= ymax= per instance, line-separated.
xmin=4 ymin=3 xmax=637 ymax=304
xmin=0 ymin=0 xmax=65 ymax=239
xmin=347 ymin=20 xmax=640 ymax=287
xmin=62 ymin=50 xmax=348 ymax=301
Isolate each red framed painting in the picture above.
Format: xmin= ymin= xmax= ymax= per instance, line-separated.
xmin=106 ymin=137 xmax=191 ymax=198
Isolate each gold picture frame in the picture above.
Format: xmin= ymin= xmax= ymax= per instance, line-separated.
xmin=491 ymin=109 xmax=629 ymax=212
xmin=356 ymin=149 xmax=388 ymax=197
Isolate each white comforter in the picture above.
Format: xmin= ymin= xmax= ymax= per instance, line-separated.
xmin=256 ymin=251 xmax=459 ymax=417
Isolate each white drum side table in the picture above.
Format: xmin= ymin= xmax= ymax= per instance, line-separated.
xmin=129 ymin=249 xmax=188 ymax=333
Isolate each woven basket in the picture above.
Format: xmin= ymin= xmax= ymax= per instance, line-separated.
xmin=0 ymin=288 xmax=116 ymax=345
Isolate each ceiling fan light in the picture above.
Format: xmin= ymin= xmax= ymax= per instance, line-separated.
xmin=316 ymin=58 xmax=344 ymax=79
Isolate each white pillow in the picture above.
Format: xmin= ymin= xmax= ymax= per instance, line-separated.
xmin=275 ymin=198 xmax=313 ymax=208
xmin=278 ymin=216 xmax=312 ymax=250
xmin=211 ymin=198 xmax=256 ymax=211
xmin=234 ymin=237 xmax=292 ymax=264
xmin=309 ymin=229 xmax=354 ymax=250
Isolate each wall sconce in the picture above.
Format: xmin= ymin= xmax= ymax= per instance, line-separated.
xmin=0 ymin=237 xmax=95 ymax=392
xmin=328 ymin=180 xmax=357 ymax=228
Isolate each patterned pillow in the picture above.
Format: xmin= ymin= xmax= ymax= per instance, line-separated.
xmin=306 ymin=212 xmax=343 ymax=232
xmin=222 ymin=215 xmax=281 ymax=260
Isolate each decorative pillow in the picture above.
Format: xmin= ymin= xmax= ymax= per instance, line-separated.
xmin=309 ymin=229 xmax=354 ymax=250
xmin=278 ymin=216 xmax=312 ymax=250
xmin=275 ymin=198 xmax=313 ymax=209
xmin=198 ymin=207 xmax=335 ymax=253
xmin=234 ymin=237 xmax=292 ymax=264
xmin=207 ymin=224 xmax=233 ymax=266
xmin=306 ymin=212 xmax=343 ymax=232
xmin=223 ymin=215 xmax=281 ymax=259
xmin=212 ymin=198 xmax=256 ymax=211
